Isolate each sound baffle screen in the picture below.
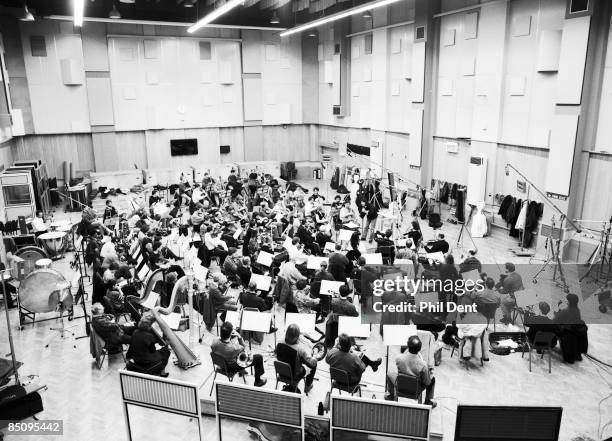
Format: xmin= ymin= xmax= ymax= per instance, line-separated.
xmin=331 ymin=396 xmax=429 ymax=440
xmin=170 ymin=139 xmax=198 ymax=156
xmin=454 ymin=406 xmax=562 ymax=441
xmin=216 ymin=383 xmax=302 ymax=426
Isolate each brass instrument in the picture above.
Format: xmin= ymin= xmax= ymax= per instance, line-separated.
xmin=236 ymin=350 xmax=253 ymax=368
xmin=311 ymin=342 xmax=327 ymax=361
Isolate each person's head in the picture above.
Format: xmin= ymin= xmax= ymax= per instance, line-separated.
xmin=485 ymin=277 xmax=495 ymax=290
xmin=505 ymin=262 xmax=516 ymax=273
xmin=538 ymin=302 xmax=551 ymax=315
xmin=445 ymin=254 xmax=454 ymax=265
xmin=248 ymin=281 xmax=257 ymax=291
xmin=407 ymin=335 xmax=422 ymax=354
xmin=334 ymin=195 xmax=341 ymax=202
xmin=313 ymin=187 xmax=319 ymax=194
xmin=292 ymin=237 xmax=300 ymax=246
xmin=92 ymin=303 xmax=104 ymax=316
xmin=220 ymin=321 xmax=234 ymax=340
xmin=242 ymin=257 xmax=251 ymax=266
xmin=285 ymin=324 xmax=301 ymax=345
xmin=438 ymin=233 xmax=445 ymax=240
xmin=320 ymin=261 xmax=328 ymax=271
xmin=138 ymin=313 xmax=155 ymax=331
xmin=106 ymin=200 xmax=113 ymax=206
xmin=338 ymin=333 xmax=352 ymax=352
xmin=339 ymin=285 xmax=350 ymax=298
xmin=468 ymin=249 xmax=477 ymax=256
xmin=335 ymin=244 xmax=342 ymax=251
xmin=358 ymin=256 xmax=366 ymax=266
xmin=343 ymin=201 xmax=350 ymax=208
xmin=566 ymin=293 xmax=579 ymax=308
xmin=166 ymin=272 xmax=178 ymax=284
xmin=385 ymin=229 xmax=392 ymax=238
xmin=411 ymin=221 xmax=420 ymax=231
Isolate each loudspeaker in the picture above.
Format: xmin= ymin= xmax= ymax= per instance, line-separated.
xmin=0 ymin=390 xmax=43 ymax=421
xmin=18 ymin=216 xmax=27 ymax=235
xmin=220 ymin=145 xmax=230 ymax=154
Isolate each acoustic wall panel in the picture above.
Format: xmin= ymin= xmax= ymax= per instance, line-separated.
xmin=464 ymin=12 xmax=479 ymax=39
xmin=391 ymin=37 xmax=402 ymax=54
xmin=324 ymin=61 xmax=334 ymax=84
xmin=536 ymin=30 xmax=562 ymax=72
xmin=60 ymin=58 xmax=84 ymax=85
xmin=265 ymin=44 xmax=279 ymax=61
xmin=556 ymin=16 xmax=590 ymax=104
xmin=242 ymin=30 xmax=262 ymax=73
xmin=545 ymin=113 xmax=578 ymax=196
xmin=86 ymin=77 xmax=114 ymax=126
xmin=219 ymin=61 xmax=234 ymax=84
xmin=411 ymin=42 xmax=425 ymax=103
xmin=440 ymin=78 xmax=454 ymax=96
xmin=409 ymin=109 xmax=424 ymax=166
xmin=442 ymin=29 xmax=456 ymax=46
xmin=143 ymin=39 xmax=159 ymax=59
xmin=509 ymin=76 xmax=526 ymax=96
xmin=462 ymin=57 xmax=476 ymax=76
xmin=279 ymin=103 xmax=291 ymax=124
xmin=243 ymin=77 xmax=263 ymax=121
xmin=363 ymin=67 xmax=372 ymax=82
xmin=512 ymin=15 xmax=532 ymax=37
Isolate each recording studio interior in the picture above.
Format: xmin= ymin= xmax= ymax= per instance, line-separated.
xmin=0 ymin=0 xmax=611 ymax=440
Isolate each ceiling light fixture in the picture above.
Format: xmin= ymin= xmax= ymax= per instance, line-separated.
xmin=362 ymin=10 xmax=372 ymax=18
xmin=307 ymin=30 xmax=318 ymax=37
xmin=19 ymin=4 xmax=35 ymax=21
xmin=187 ymin=0 xmax=244 ymax=33
xmin=73 ymin=0 xmax=85 ymax=26
xmin=280 ymin=0 xmax=401 ymax=37
xmin=270 ymin=11 xmax=280 ymax=24
xmin=183 ymin=0 xmax=197 ymax=7
xmin=109 ymin=3 xmax=121 ymax=19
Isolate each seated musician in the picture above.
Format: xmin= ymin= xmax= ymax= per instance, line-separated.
xmin=103 ymin=200 xmax=118 ymax=222
xmin=91 ymin=303 xmax=134 ymax=350
xmin=314 ymin=261 xmax=335 ymax=282
xmin=240 ymin=281 xmax=273 ymax=312
xmin=331 ymin=285 xmax=358 ymax=317
xmin=151 ymin=272 xmax=177 ymax=308
xmin=374 ymin=229 xmax=396 ymax=264
xmin=278 ymin=258 xmax=307 ymax=285
xmin=222 ymin=247 xmax=240 ymax=279
xmin=294 ymin=279 xmax=320 ymax=314
xmin=459 ymin=249 xmax=482 ymax=273
xmin=308 ymin=187 xmax=325 ymax=203
xmin=127 ymin=310 xmax=171 ymax=377
xmin=325 ymin=333 xmax=382 ymax=386
xmin=315 ymin=225 xmax=332 ymax=251
xmin=296 ymin=218 xmax=321 ymax=255
xmin=339 ymin=201 xmax=355 ymax=224
xmin=525 ymin=302 xmax=558 ymax=346
xmin=203 ymin=225 xmax=229 ymax=265
xmin=311 ymin=203 xmax=327 ymax=227
xmin=211 ymin=322 xmax=267 ymax=387
xmin=424 ymin=233 xmax=449 ymax=254
xmin=282 ymin=324 xmax=318 ymax=394
xmin=30 ymin=211 xmax=47 ymax=237
xmin=209 ymin=273 xmax=238 ymax=319
xmin=404 ymin=220 xmax=422 ymax=247
xmin=385 ymin=336 xmax=436 ymax=407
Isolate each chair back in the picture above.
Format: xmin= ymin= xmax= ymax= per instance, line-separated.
xmin=211 ymin=352 xmax=230 ymax=376
xmin=478 ymin=301 xmax=498 ymax=320
xmin=396 ymin=373 xmax=421 ymax=399
xmin=276 ymin=343 xmax=300 ymax=375
xmin=310 ymin=280 xmax=321 ymax=297
xmin=378 ymin=245 xmax=395 ymax=257
xmin=533 ymin=331 xmax=556 ymax=348
xmin=330 ymin=367 xmax=354 ymax=390
xmin=274 ymin=360 xmax=294 ymax=385
xmin=286 ymin=302 xmax=299 ymax=314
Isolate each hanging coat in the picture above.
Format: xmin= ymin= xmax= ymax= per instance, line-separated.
xmin=515 ymin=200 xmax=529 ymax=231
xmin=498 ymin=195 xmax=513 ymax=220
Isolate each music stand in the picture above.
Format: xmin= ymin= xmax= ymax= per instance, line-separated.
xmin=382 ymin=325 xmax=417 ymax=392
xmin=241 ymin=310 xmax=274 ymax=351
xmin=307 ymin=256 xmax=329 ymax=271
xmin=320 ymin=280 xmax=344 ymax=296
xmin=285 ymin=312 xmax=316 ymax=335
xmin=363 ymin=253 xmax=383 ymax=265
xmin=249 ymin=274 xmax=272 ymax=292
xmin=338 ymin=316 xmax=371 ymax=338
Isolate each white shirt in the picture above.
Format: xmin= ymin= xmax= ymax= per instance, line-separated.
xmin=31 ymin=217 xmax=47 ymax=232
xmin=100 ymin=241 xmax=118 ymax=260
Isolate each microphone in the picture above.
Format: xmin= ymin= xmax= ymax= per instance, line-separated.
xmin=505 ymin=165 xmax=509 ymax=176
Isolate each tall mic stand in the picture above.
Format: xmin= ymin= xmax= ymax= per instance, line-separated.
xmin=49 ymin=188 xmax=92 ymax=338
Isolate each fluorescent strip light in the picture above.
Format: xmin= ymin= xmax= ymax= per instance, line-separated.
xmin=280 ymin=0 xmax=403 ymax=37
xmin=73 ymin=0 xmax=84 ymax=26
xmin=187 ymin=0 xmax=244 ymax=33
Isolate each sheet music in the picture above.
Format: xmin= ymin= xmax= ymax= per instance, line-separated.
xmin=338 ymin=316 xmax=371 ymax=338
xmin=161 ymin=312 xmax=182 ymax=330
xmin=241 ymin=310 xmax=272 ymax=333
xmin=344 ymin=221 xmax=359 ymax=229
xmin=283 ymin=237 xmax=293 ymax=249
xmin=363 ymin=253 xmax=383 ymax=264
xmin=515 ymin=288 xmax=540 ymax=308
xmin=233 ymin=228 xmax=242 ymax=240
xmin=383 ymin=325 xmax=418 ymax=346
xmin=320 ymin=280 xmax=345 ymax=295
xmin=249 ymin=274 xmax=272 ymax=291
xmin=137 ymin=266 xmax=150 ymax=282
xmin=324 ymin=242 xmax=336 ymax=252
xmin=338 ymin=229 xmax=354 ymax=241
xmin=394 ymin=259 xmax=413 ymax=265
xmin=307 ymin=256 xmax=329 ymax=270
xmin=193 ymin=265 xmax=208 ymax=282
xmin=285 ymin=313 xmax=316 ymax=334
xmin=256 ymin=251 xmax=274 ymax=267
xmin=427 ymin=252 xmax=445 ymax=264
xmin=225 ymin=310 xmax=241 ymax=328
xmin=141 ymin=292 xmax=159 ymax=310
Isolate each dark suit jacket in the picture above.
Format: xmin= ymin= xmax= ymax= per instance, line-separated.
xmin=240 ymin=291 xmax=271 ymax=311
xmin=425 ymin=240 xmax=449 ymax=254
xmin=331 ymin=298 xmax=358 ymax=317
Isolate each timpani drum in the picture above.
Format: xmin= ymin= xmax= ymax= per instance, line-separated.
xmin=38 ymin=231 xmax=67 ymax=259
xmin=35 ymin=258 xmax=52 ymax=270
